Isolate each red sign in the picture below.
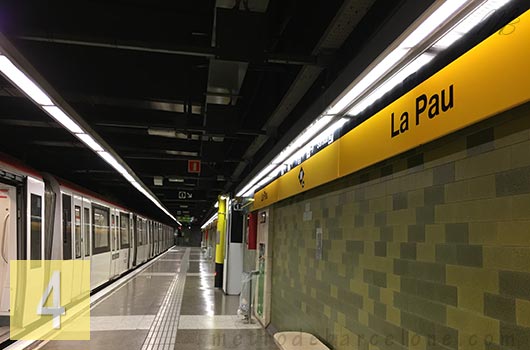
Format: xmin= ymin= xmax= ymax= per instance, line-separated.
xmin=188 ymin=160 xmax=201 ymax=174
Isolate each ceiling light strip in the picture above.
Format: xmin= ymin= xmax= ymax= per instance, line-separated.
xmin=0 ymin=52 xmax=178 ymax=224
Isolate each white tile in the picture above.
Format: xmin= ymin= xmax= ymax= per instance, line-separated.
xmin=178 ymin=315 xmax=262 ymax=330
xmin=90 ymin=315 xmax=155 ymax=331
xmin=186 ymin=273 xmax=215 ymax=277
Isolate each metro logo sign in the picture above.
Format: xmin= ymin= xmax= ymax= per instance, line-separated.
xmin=188 ymin=160 xmax=201 ymax=174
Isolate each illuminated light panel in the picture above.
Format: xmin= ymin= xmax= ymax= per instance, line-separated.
xmin=348 ymin=53 xmax=435 ymax=116
xmin=98 ymin=151 xmax=128 ymax=176
xmin=0 ymin=55 xmax=54 ymax=106
xmin=76 ymin=133 xmax=104 ymax=152
xmin=201 ymin=213 xmax=218 ymax=229
xmin=42 ymin=106 xmax=84 ymax=134
xmin=433 ymin=0 xmax=513 ymax=49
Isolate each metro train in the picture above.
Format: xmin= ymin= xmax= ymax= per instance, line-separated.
xmin=0 ymin=154 xmax=175 ymax=324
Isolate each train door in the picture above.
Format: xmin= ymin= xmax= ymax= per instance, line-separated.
xmin=83 ymin=199 xmax=91 ymax=260
xmin=0 ymin=184 xmax=16 ymax=315
xmin=20 ymin=177 xmax=45 ymax=326
xmin=110 ymin=210 xmax=119 ymax=278
xmin=62 ymin=193 xmax=73 ymax=260
xmin=148 ymin=221 xmax=153 ymax=258
xmin=73 ymin=197 xmax=83 ymax=260
xmin=131 ymin=215 xmax=136 ymax=267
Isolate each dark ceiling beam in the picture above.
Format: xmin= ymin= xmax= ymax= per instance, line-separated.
xmin=123 ymin=155 xmax=241 ymax=163
xmin=18 ymin=35 xmax=322 ymax=66
xmin=19 ymin=35 xmax=217 ymax=58
xmin=31 ymin=140 xmax=83 ymax=148
xmin=109 ymin=137 xmax=200 ymax=151
xmin=0 ymin=118 xmax=59 ymax=128
xmin=66 ymin=93 xmax=203 ymax=114
xmin=96 ymin=123 xmax=262 ymax=139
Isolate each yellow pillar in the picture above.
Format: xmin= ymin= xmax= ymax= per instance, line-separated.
xmin=214 ymin=196 xmax=227 ymax=287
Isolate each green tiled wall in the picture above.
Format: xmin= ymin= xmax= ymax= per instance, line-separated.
xmin=270 ymin=101 xmax=530 ymax=350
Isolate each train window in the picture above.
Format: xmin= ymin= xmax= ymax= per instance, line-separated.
xmin=30 ymin=194 xmax=42 ymax=268
xmin=84 ymin=208 xmax=90 ymax=256
xmin=92 ymin=205 xmax=110 ymax=254
xmin=62 ymin=194 xmax=72 ymax=260
xmin=120 ymin=213 xmax=130 ymax=248
xmin=74 ymin=206 xmax=81 ymax=259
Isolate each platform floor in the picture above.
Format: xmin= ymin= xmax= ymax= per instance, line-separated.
xmin=38 ymin=247 xmax=278 ymax=350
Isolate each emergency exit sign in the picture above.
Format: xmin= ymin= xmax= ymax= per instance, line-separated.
xmin=188 ymin=160 xmax=201 ymax=173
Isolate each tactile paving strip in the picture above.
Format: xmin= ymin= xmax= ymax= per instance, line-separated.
xmin=141 ymin=248 xmax=189 ymax=350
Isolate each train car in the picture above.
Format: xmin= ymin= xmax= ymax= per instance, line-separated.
xmin=0 ymin=154 xmax=175 ymax=327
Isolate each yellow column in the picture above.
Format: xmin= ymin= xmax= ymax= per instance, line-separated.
xmin=214 ymin=196 xmax=227 ymax=287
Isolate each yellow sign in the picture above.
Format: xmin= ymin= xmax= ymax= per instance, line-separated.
xmin=254 ymin=10 xmax=530 ymax=210
xmin=254 ymin=179 xmax=279 ymax=209
xmin=10 ymin=260 xmax=91 ymax=340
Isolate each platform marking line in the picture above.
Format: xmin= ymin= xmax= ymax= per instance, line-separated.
xmin=141 ymin=248 xmax=189 ymax=350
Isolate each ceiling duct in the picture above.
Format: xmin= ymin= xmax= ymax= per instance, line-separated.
xmin=147 ymin=128 xmax=201 ymax=140
xmin=206 ymin=59 xmax=248 ymax=106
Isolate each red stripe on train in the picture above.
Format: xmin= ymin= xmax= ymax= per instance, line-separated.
xmin=0 ymin=196 xmax=7 ymax=199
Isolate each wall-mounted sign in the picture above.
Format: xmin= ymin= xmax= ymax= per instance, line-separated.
xmin=259 ymin=212 xmax=266 ymax=223
xmin=178 ymin=191 xmax=193 ymax=199
xmin=188 ymin=160 xmax=201 ymax=174
xmin=316 ymin=228 xmax=323 ymax=260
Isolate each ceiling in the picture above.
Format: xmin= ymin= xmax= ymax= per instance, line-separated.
xmin=0 ymin=0 xmax=406 ymax=226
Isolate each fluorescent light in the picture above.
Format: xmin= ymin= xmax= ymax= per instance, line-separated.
xmin=154 ymin=176 xmax=164 ymax=186
xmin=201 ymin=213 xmax=218 ymax=229
xmin=42 ymin=106 xmax=84 ymax=134
xmin=122 ymin=172 xmax=136 ymax=183
xmin=0 ymin=55 xmax=54 ymax=106
xmin=166 ymin=150 xmax=199 ymax=157
xmin=291 ymin=115 xmax=334 ymax=149
xmin=327 ymin=1 xmax=468 ymax=116
xmin=433 ymin=0 xmax=513 ymax=49
xmin=148 ymin=128 xmax=175 ymax=138
xmin=76 ymin=133 xmax=104 ymax=152
xmin=348 ymin=53 xmax=435 ymax=116
xmin=98 ymin=151 xmax=129 ymax=175
xmin=214 ymin=201 xmax=219 ymax=208
xmin=168 ymin=177 xmax=185 ymax=183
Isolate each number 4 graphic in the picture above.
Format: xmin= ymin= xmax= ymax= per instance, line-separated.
xmin=36 ymin=271 xmax=65 ymax=329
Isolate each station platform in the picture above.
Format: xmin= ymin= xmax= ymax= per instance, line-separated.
xmin=36 ymin=247 xmax=278 ymax=350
